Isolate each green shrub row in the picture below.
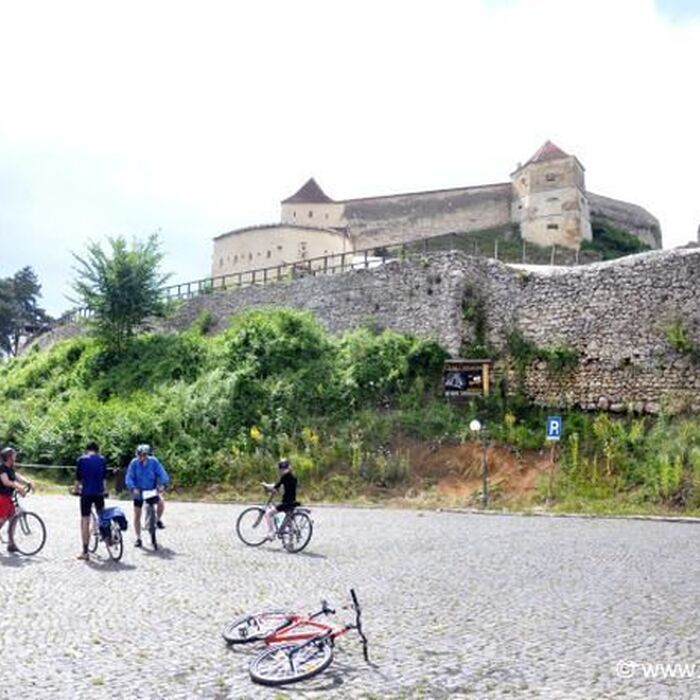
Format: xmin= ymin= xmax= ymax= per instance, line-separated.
xmin=3 ymin=307 xmax=700 ymax=510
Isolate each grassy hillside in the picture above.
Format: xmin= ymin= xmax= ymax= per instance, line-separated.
xmin=402 ymin=222 xmax=651 ymax=264
xmin=2 ymin=307 xmax=700 ymax=513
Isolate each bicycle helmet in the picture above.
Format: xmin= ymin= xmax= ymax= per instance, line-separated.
xmin=0 ymin=446 xmax=15 ymax=462
xmin=135 ymin=443 xmax=151 ymax=456
xmin=277 ymin=458 xmax=291 ymax=470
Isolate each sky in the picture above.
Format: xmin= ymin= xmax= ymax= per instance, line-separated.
xmin=1 ymin=0 xmax=699 ymax=316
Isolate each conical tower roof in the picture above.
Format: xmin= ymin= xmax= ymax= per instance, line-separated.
xmin=282 ymin=178 xmax=334 ymax=204
xmin=524 ymin=140 xmax=569 ymax=166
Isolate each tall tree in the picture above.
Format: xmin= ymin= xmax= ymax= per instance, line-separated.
xmin=0 ymin=266 xmax=49 ymax=356
xmin=71 ymin=234 xmax=170 ymax=353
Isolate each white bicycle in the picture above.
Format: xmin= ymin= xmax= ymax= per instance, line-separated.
xmin=140 ymin=488 xmax=161 ymax=550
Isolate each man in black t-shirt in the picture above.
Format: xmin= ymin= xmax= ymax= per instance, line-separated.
xmin=263 ymin=458 xmax=298 ymax=539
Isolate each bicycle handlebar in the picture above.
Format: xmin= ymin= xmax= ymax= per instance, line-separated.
xmin=303 ymin=589 xmax=369 ymax=662
xmin=11 ymin=482 xmax=33 ymax=502
xmin=349 ymin=588 xmax=369 ymax=662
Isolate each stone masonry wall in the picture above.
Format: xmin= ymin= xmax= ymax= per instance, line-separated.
xmin=164 ymin=248 xmax=700 ymax=414
xmin=43 ymin=248 xmax=700 ymax=415
xmin=163 ymin=256 xmax=483 ymax=356
xmin=512 ymin=249 xmax=700 ymax=413
xmin=342 ymin=184 xmax=513 ymax=249
xmin=588 ymin=192 xmax=662 ymax=249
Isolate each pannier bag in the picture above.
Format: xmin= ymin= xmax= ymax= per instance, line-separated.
xmin=99 ymin=506 xmax=129 ymax=537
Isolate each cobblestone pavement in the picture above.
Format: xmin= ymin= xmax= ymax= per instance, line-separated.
xmin=2 ymin=496 xmax=699 ymax=699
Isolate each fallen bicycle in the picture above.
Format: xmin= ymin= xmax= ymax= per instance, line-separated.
xmin=222 ymin=589 xmax=369 ymax=686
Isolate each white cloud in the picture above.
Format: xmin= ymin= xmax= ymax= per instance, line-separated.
xmin=0 ymin=0 xmax=698 ymax=314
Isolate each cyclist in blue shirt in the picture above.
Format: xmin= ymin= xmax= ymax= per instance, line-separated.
xmin=125 ymin=444 xmax=170 ymax=548
xmin=75 ymin=440 xmax=108 ymax=560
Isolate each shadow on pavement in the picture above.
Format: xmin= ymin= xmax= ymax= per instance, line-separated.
xmin=0 ymin=553 xmax=38 ymax=568
xmin=224 ymin=649 xmax=347 ymax=693
xmin=259 ymin=547 xmax=327 ymax=560
xmin=282 ymin=669 xmax=346 ymax=692
xmin=85 ymin=557 xmax=137 ymax=572
xmin=142 ymin=545 xmax=178 ymax=559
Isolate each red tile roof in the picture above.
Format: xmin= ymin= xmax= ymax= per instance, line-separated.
xmin=282 ymin=178 xmax=334 ymax=204
xmin=525 ymin=140 xmax=569 ymax=166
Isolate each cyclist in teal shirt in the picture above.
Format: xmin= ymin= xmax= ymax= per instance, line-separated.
xmin=125 ymin=444 xmax=170 ymax=548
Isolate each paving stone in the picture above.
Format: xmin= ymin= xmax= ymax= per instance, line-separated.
xmin=1 ymin=496 xmax=699 ymax=699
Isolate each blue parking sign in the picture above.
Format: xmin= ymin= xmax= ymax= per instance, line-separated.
xmin=546 ymin=416 xmax=562 ymax=441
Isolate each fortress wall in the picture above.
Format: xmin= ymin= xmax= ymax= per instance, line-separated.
xmin=341 ymin=184 xmax=513 ymax=249
xmin=511 ymin=249 xmax=700 ymax=412
xmin=280 ymin=202 xmax=344 ymax=227
xmin=212 ymin=225 xmax=349 ymax=278
xmin=166 ymin=248 xmax=700 ymax=414
xmin=588 ymin=192 xmax=662 ymax=248
xmin=43 ymin=249 xmax=697 ymax=415
xmin=165 ymin=256 xmax=479 ymax=356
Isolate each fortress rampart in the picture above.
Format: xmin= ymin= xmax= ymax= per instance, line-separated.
xmin=165 ymin=247 xmax=700 ymax=414
xmin=212 ymin=142 xmax=661 ymax=281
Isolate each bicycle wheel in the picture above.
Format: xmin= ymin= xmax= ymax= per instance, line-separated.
xmin=146 ymin=504 xmax=158 ymax=550
xmin=282 ymin=512 xmax=313 ymax=553
xmin=9 ymin=512 xmax=47 ymax=556
xmin=88 ymin=512 xmax=100 ymax=553
xmin=222 ymin=611 xmax=292 ymax=645
xmin=236 ymin=507 xmax=269 ymax=546
xmin=105 ymin=520 xmax=124 ymax=561
xmin=249 ymin=639 xmax=333 ymax=686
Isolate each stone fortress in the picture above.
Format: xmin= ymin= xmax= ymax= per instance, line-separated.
xmin=212 ymin=141 xmax=662 ymax=279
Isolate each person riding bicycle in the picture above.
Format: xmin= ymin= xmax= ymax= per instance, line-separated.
xmin=125 ymin=444 xmax=170 ymax=548
xmin=0 ymin=446 xmax=33 ymax=554
xmin=75 ymin=440 xmax=108 ymax=561
xmin=263 ymin=458 xmax=298 ymax=540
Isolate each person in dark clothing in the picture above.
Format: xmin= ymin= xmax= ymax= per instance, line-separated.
xmin=263 ymin=458 xmax=298 ymax=539
xmin=0 ymin=447 xmax=33 ymax=554
xmin=75 ymin=441 xmax=108 ymax=560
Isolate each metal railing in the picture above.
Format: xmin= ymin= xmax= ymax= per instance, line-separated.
xmin=156 ymin=234 xmax=581 ymax=302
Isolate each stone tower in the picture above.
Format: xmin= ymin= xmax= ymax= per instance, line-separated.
xmin=511 ymin=141 xmax=592 ymax=249
xmin=280 ymin=178 xmax=343 ymax=228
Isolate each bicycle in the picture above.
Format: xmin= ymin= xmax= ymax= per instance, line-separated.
xmin=88 ymin=498 xmax=127 ymax=562
xmin=69 ymin=488 xmax=127 ymax=562
xmin=222 ymin=589 xmax=369 ymax=686
xmin=235 ymin=488 xmax=313 ymax=553
xmin=0 ymin=485 xmax=46 ymax=556
xmin=140 ymin=488 xmax=161 ymax=551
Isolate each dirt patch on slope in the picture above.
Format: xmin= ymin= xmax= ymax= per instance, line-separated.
xmin=399 ymin=438 xmax=553 ymax=506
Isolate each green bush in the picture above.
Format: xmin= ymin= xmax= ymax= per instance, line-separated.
xmin=5 ymin=306 xmax=700 ymax=513
xmin=664 ymin=319 xmax=698 ymax=359
xmin=0 ymin=308 xmax=448 ymax=491
xmin=582 ymin=221 xmax=651 ymax=260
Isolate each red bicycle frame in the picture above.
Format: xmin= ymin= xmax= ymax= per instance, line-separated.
xmin=264 ymin=590 xmax=368 ymax=661
xmin=266 ymin=616 xmax=351 ymax=645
